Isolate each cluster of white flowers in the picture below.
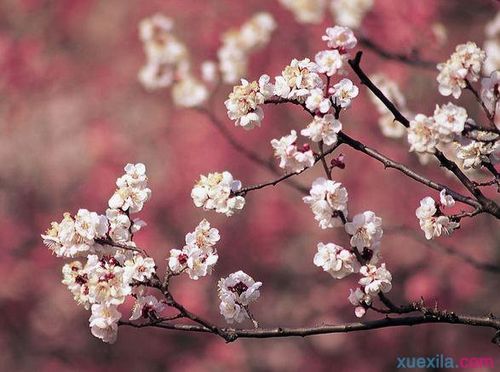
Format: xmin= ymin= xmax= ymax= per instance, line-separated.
xmin=168 ymin=219 xmax=219 ymax=279
xmin=483 ymin=11 xmax=500 ymax=75
xmin=330 ymin=0 xmax=373 ymax=29
xmin=225 ymin=26 xmax=359 ymax=175
xmin=43 ymin=163 xmax=161 ymax=343
xmin=305 ymin=175 xmax=391 ymax=317
xmin=279 ymin=0 xmax=326 ymax=24
xmin=303 ymin=177 xmax=348 ymax=228
xmin=368 ymin=74 xmax=409 ymax=139
xmin=218 ymin=13 xmax=276 ymax=83
xmin=191 ymin=171 xmax=246 ymax=216
xmin=407 ymin=102 xmax=469 ymax=157
xmin=224 ymin=78 xmax=267 ymax=130
xmin=138 ymin=14 xmax=209 ymax=107
xmin=218 ymin=271 xmax=262 ymax=324
xmin=313 ymin=242 xmax=359 ymax=279
xmin=415 ymin=192 xmax=459 ymax=240
xmin=344 ymin=211 xmax=383 ymax=250
xmin=278 ymin=0 xmax=373 ymax=29
xmin=436 ymin=42 xmax=486 ymax=99
xmin=456 ymin=140 xmax=499 ymax=170
xmin=301 ymin=114 xmax=342 ymax=145
xmin=270 ymin=130 xmax=315 ymax=173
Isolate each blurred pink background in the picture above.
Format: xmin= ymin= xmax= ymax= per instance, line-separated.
xmin=1 ymin=0 xmax=499 ymax=370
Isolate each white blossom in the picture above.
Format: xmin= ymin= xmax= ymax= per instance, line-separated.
xmin=415 ymin=197 xmax=459 ymax=240
xmin=313 ymin=242 xmax=359 ymax=279
xmin=433 ymin=102 xmax=467 ymax=142
xmin=344 ymin=211 xmax=383 ymax=249
xmin=278 ymin=0 xmax=326 ymax=24
xmin=225 ymin=79 xmax=265 ymax=130
xmin=437 ymin=42 xmax=486 ymax=98
xmin=303 ymin=177 xmax=348 ymax=229
xmin=89 ymin=304 xmax=121 ymax=344
xmin=332 ymin=78 xmax=359 ymax=108
xmin=359 ymin=264 xmax=392 ymax=296
xmin=456 ymin=140 xmax=498 ymax=169
xmin=440 ymin=189 xmax=455 ymax=208
xmin=305 ymin=88 xmax=332 ymax=113
xmin=322 ymin=25 xmax=357 ymax=50
xmin=191 ymin=171 xmax=245 ymax=216
xmin=330 ymin=0 xmax=373 ymax=29
xmin=218 ymin=271 xmax=262 ymax=324
xmin=138 ymin=61 xmax=174 ymax=90
xmin=314 ymin=50 xmax=344 ymax=76
xmin=218 ymin=13 xmax=276 ymax=83
xmin=201 ymin=60 xmax=218 ymax=84
xmin=172 ymin=77 xmax=209 ymax=108
xmin=407 ymin=114 xmax=438 ymax=154
xmin=108 ymin=163 xmax=151 ymax=214
xmin=185 ymin=219 xmax=220 ymax=252
xmin=41 ymin=210 xmax=108 ymax=258
xmin=301 ymin=114 xmax=341 ymax=145
xmin=274 ymin=58 xmax=323 ymax=101
xmin=130 ymin=295 xmax=166 ymax=321
xmin=271 ymin=130 xmax=315 ymax=173
xmin=348 ymin=287 xmax=372 ymax=318
xmin=124 ymin=255 xmax=156 ymax=282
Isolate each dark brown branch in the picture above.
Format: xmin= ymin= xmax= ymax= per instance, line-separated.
xmin=234 ymin=143 xmax=341 ymax=196
xmin=348 ymin=51 xmax=500 ymax=218
xmin=358 ymin=35 xmax=437 ymax=70
xmin=337 ymin=132 xmax=482 ymax=209
xmin=119 ymin=312 xmax=500 ymax=344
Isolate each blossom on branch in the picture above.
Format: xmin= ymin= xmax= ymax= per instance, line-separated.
xmin=191 ymin=171 xmax=245 ymax=216
xmin=301 ymin=114 xmax=342 ymax=145
xmin=271 ymin=130 xmax=315 ymax=173
xmin=218 ymin=271 xmax=262 ymax=324
xmin=344 ymin=211 xmax=383 ymax=249
xmin=303 ymin=177 xmax=348 ymax=229
xmin=313 ymin=242 xmax=359 ymax=279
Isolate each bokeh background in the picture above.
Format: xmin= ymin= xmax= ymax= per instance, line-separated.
xmin=1 ymin=0 xmax=499 ymax=370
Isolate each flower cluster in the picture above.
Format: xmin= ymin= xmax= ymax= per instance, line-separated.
xmin=305 ymin=174 xmax=391 ymax=318
xmin=415 ymin=192 xmax=459 ymax=240
xmin=314 ymin=242 xmax=359 ymax=279
xmin=225 ymin=26 xmax=359 ymax=176
xmin=168 ymin=219 xmax=220 ymax=279
xmin=303 ymin=177 xmax=348 ymax=228
xmin=483 ymin=11 xmax=500 ymax=75
xmin=407 ymin=103 xmax=470 ymax=161
xmin=278 ymin=0 xmax=373 ymax=29
xmin=218 ymin=13 xmax=276 ymax=84
xmin=271 ymin=130 xmax=315 ymax=173
xmin=330 ymin=0 xmax=373 ymax=29
xmin=138 ymin=14 xmax=209 ymax=107
xmin=456 ymin=140 xmax=499 ymax=170
xmin=191 ymin=171 xmax=246 ymax=216
xmin=218 ymin=271 xmax=262 ymax=324
xmin=43 ymin=163 xmax=159 ymax=343
xmin=436 ymin=42 xmax=486 ymax=99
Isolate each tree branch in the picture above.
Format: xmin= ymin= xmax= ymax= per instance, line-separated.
xmin=119 ymin=311 xmax=500 ymax=344
xmin=348 ymin=51 xmax=500 ymax=218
